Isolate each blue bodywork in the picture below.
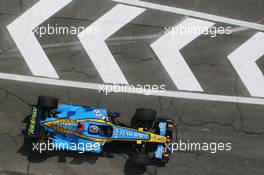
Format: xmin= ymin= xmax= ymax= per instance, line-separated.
xmin=39 ymin=104 xmax=152 ymax=153
xmin=28 ymin=103 xmax=173 ymax=159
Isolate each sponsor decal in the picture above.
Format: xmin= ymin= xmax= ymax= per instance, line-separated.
xmin=155 ymin=145 xmax=164 ymax=159
xmin=28 ymin=107 xmax=37 ymax=135
xmin=159 ymin=122 xmax=167 ymax=136
xmin=94 ymin=109 xmax=107 ymax=120
xmin=113 ymin=127 xmax=119 ymax=138
xmin=119 ymin=130 xmax=149 ymax=139
xmin=57 ymin=123 xmax=78 ymax=131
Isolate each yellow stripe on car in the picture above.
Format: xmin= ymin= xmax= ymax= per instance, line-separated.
xmin=43 ymin=118 xmax=170 ymax=143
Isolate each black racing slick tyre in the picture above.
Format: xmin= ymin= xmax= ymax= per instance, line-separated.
xmin=37 ymin=96 xmax=58 ymax=110
xmin=134 ymin=108 xmax=156 ymax=121
xmin=130 ymin=108 xmax=156 ymax=129
xmin=130 ymin=153 xmax=150 ymax=166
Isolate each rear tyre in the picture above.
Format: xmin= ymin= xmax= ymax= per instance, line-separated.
xmin=130 ymin=153 xmax=150 ymax=166
xmin=134 ymin=108 xmax=156 ymax=121
xmin=130 ymin=108 xmax=156 ymax=130
xmin=37 ymin=96 xmax=58 ymax=110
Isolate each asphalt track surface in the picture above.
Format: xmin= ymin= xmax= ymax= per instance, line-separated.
xmin=0 ymin=0 xmax=264 ymax=175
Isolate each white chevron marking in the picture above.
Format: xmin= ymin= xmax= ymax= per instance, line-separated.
xmin=151 ymin=18 xmax=215 ymax=91
xmin=78 ymin=4 xmax=145 ymax=84
xmin=228 ymin=32 xmax=264 ymax=97
xmin=7 ymin=0 xmax=72 ymax=78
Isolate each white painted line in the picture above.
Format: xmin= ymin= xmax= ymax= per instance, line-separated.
xmin=228 ymin=26 xmax=247 ymax=33
xmin=151 ymin=18 xmax=214 ymax=91
xmin=228 ymin=32 xmax=264 ymax=97
xmin=78 ymin=4 xmax=145 ymax=84
xmin=112 ymin=0 xmax=264 ymax=31
xmin=7 ymin=0 xmax=72 ymax=78
xmin=228 ymin=18 xmax=264 ymax=33
xmin=0 ymin=73 xmax=264 ymax=105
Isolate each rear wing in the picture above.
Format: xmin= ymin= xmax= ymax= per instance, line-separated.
xmin=26 ymin=106 xmax=42 ymax=138
xmin=156 ymin=118 xmax=174 ymax=139
xmin=154 ymin=119 xmax=175 ymax=161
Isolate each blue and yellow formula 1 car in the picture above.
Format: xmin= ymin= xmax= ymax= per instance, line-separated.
xmin=26 ymin=96 xmax=175 ymax=166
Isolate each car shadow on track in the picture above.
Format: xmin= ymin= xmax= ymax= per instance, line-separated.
xmin=18 ymin=135 xmax=147 ymax=175
xmin=124 ymin=160 xmax=147 ymax=175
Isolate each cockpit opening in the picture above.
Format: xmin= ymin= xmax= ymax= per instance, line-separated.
xmin=88 ymin=124 xmax=113 ymax=137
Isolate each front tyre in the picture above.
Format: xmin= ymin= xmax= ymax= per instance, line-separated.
xmin=134 ymin=108 xmax=156 ymax=121
xmin=130 ymin=108 xmax=156 ymax=130
xmin=37 ymin=96 xmax=58 ymax=110
xmin=130 ymin=153 xmax=150 ymax=166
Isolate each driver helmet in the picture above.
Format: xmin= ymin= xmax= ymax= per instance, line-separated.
xmin=89 ymin=124 xmax=99 ymax=134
